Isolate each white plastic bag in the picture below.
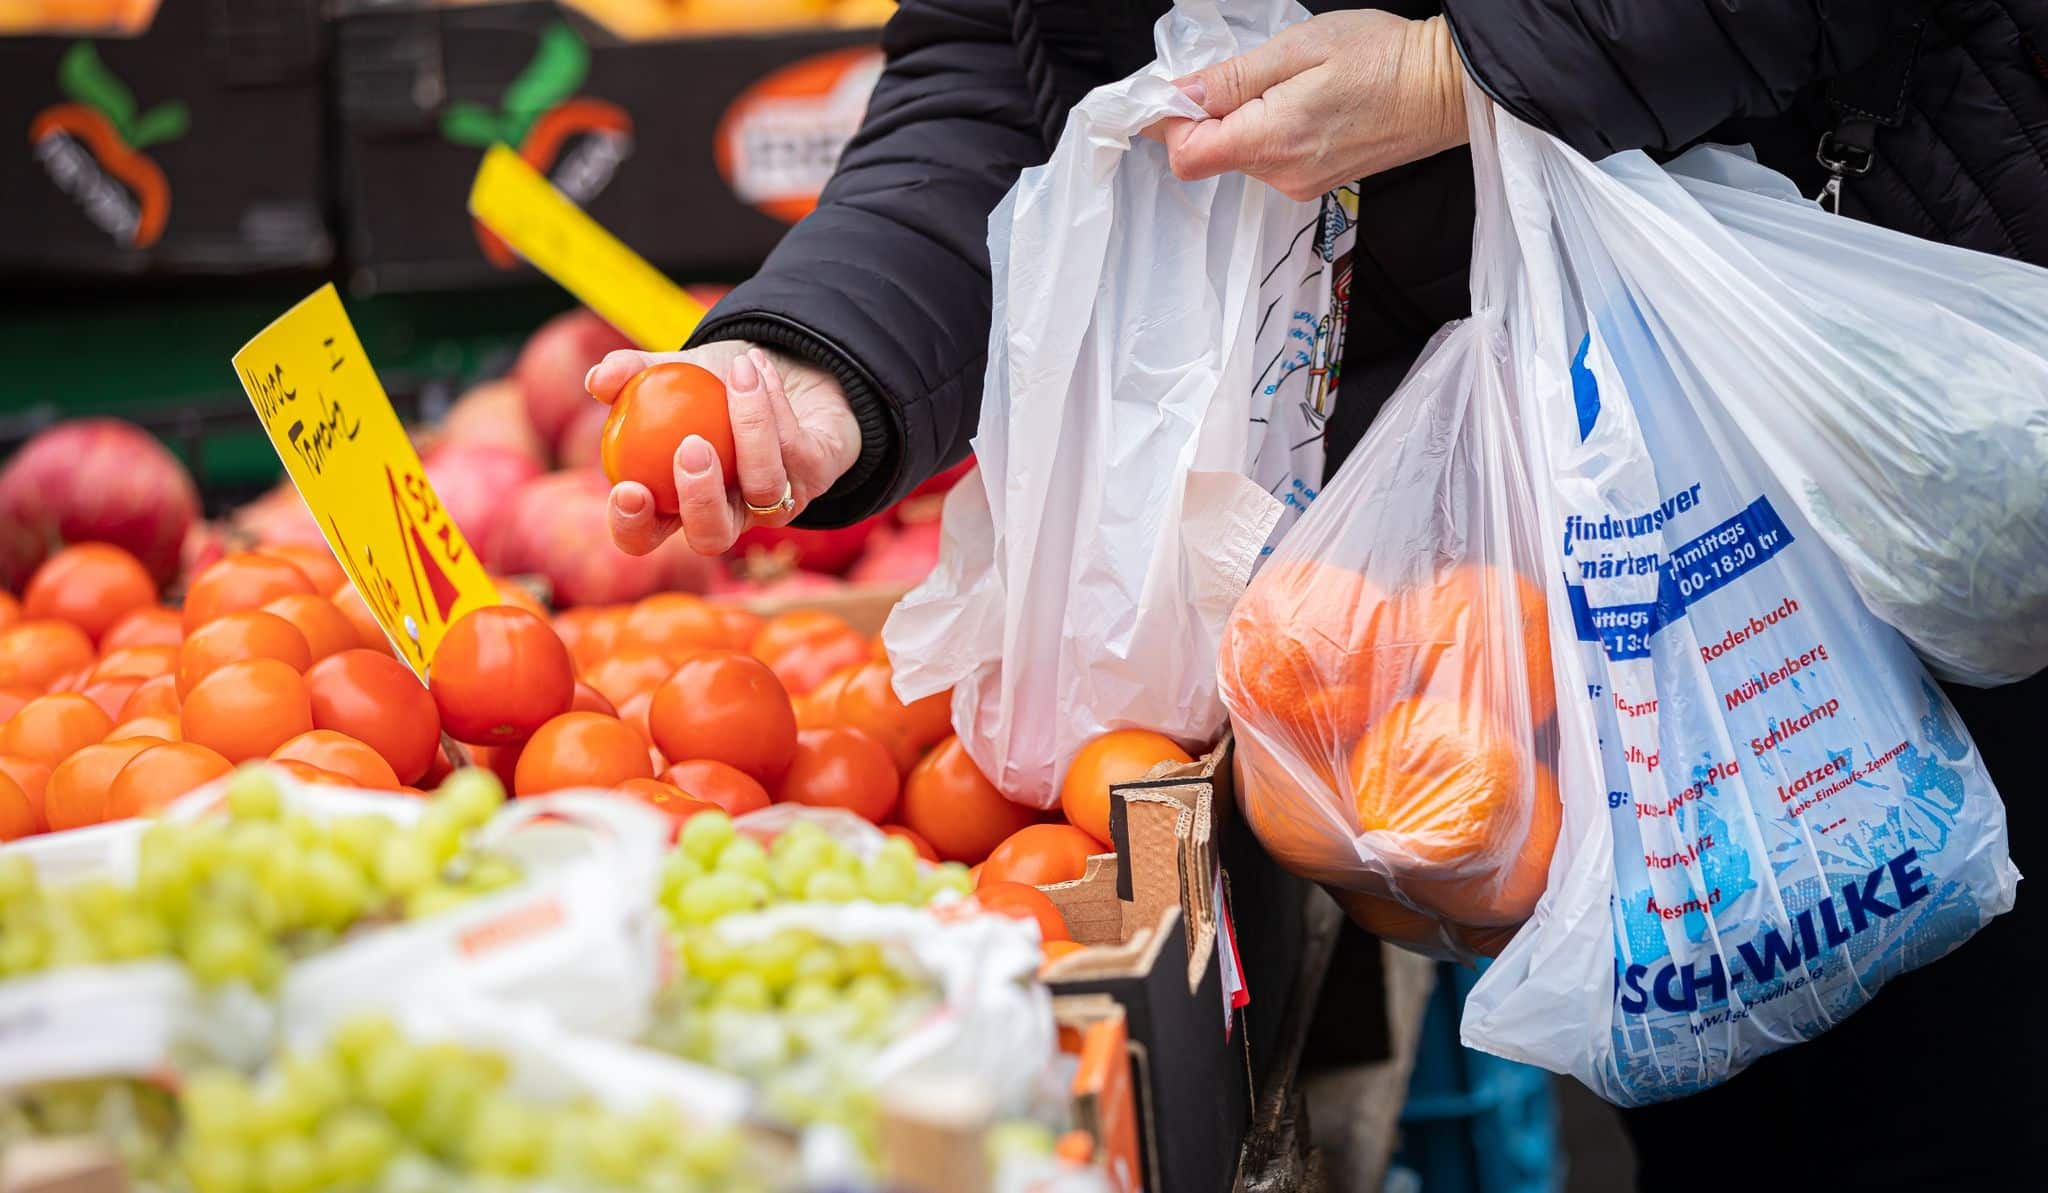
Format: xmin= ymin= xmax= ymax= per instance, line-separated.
xmin=1457 ymin=97 xmax=2020 ymax=1104
xmin=885 ymin=0 xmax=1359 ymax=805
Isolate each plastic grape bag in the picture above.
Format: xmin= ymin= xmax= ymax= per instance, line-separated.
xmin=1217 ymin=105 xmax=1560 ymax=963
xmin=1592 ymin=144 xmax=2048 ymax=686
xmin=884 ymin=0 xmax=1359 ymax=806
xmin=1454 ymin=97 xmax=2020 ymax=1104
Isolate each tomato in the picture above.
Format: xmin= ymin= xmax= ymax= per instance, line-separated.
xmin=975 ymin=881 xmax=1071 ymax=943
xmin=261 ymin=594 xmax=359 ymax=662
xmin=582 ymin=651 xmax=678 ymax=708
xmin=467 ymin=743 xmax=523 ymax=791
xmin=107 ymin=714 xmax=179 ymax=742
xmin=176 ymin=611 xmax=311 ymax=696
xmin=22 ymin=544 xmax=157 ymax=643
xmin=182 ymin=657 xmax=314 ymax=763
xmin=267 ymin=759 xmax=348 ymax=786
xmin=492 ymin=579 xmax=552 ymax=622
xmin=99 ymin=606 xmax=183 ymax=651
xmin=1 ymin=693 xmax=113 ymax=765
xmin=979 ymin=824 xmax=1103 ymax=887
xmin=570 ymin=682 xmax=617 ymax=717
xmin=1059 ymin=729 xmax=1193 ymax=849
xmin=661 ymin=759 xmax=771 ymax=817
xmin=600 ymin=362 xmax=736 ymax=514
xmin=715 ymin=606 xmax=765 ymax=651
xmin=0 ymin=755 xmax=50 ymax=830
xmin=0 ymin=620 xmax=94 ymax=690
xmin=0 ymin=593 xmax=16 ymax=633
xmin=612 ymin=778 xmax=715 ymax=835
xmin=92 ymin=645 xmax=177 ymax=682
xmin=553 ymin=607 xmax=624 ymax=672
xmin=0 ymin=770 xmax=33 ymax=841
xmin=181 ymin=553 xmax=317 ymax=632
xmin=119 ymin=674 xmax=179 ymax=721
xmin=751 ymin=611 xmax=852 ymax=661
xmin=512 ymin=712 xmax=654 ymax=796
xmin=78 ymin=677 xmax=142 ymax=721
xmin=868 ymin=634 xmax=890 ymax=662
xmin=270 ymin=730 xmax=400 ymax=789
xmin=777 ymin=726 xmax=899 ymax=823
xmin=899 ymin=736 xmax=1038 ymax=863
xmin=429 ymin=607 xmax=574 ymax=746
xmin=254 ymin=544 xmax=348 ymax=597
xmin=618 ymin=593 xmax=726 ymax=657
xmin=648 ymin=651 xmax=798 ymax=784
xmin=329 ymin=582 xmax=392 ymax=652
xmin=796 ymin=665 xmax=857 ymax=730
xmin=819 ymin=661 xmax=951 ymax=772
xmin=104 ymin=742 xmax=233 ymax=820
xmin=616 ymin=689 xmax=655 ymax=748
xmin=758 ymin=627 xmax=872 ymax=697
xmin=881 ymin=823 xmax=940 ymax=863
xmin=304 ymin=649 xmax=442 ymax=785
xmin=43 ymin=665 xmax=90 ymax=694
xmin=45 ymin=737 xmax=160 ymax=831
xmin=0 ymin=686 xmax=38 ymax=723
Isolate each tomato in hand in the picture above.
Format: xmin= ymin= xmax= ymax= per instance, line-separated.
xmin=0 ymin=620 xmax=94 ymax=690
xmin=1059 ymin=729 xmax=1192 ymax=849
xmin=22 ymin=544 xmax=157 ymax=643
xmin=661 ymin=759 xmax=771 ymax=817
xmin=648 ymin=651 xmax=797 ymax=784
xmin=1 ymin=693 xmax=112 ymax=765
xmin=181 ymin=554 xmax=316 ymax=632
xmin=777 ymin=726 xmax=900 ymax=823
xmin=182 ymin=658 xmax=313 ymax=763
xmin=979 ymin=824 xmax=1104 ymax=887
xmin=899 ymin=736 xmax=1037 ymax=863
xmin=104 ymin=741 xmax=233 ymax=820
xmin=513 ymin=711 xmax=654 ymax=796
xmin=601 ymin=362 xmax=737 ymax=514
xmin=975 ymin=881 xmax=1072 ymax=943
xmin=176 ymin=611 xmax=312 ymax=696
xmin=44 ymin=737 xmax=161 ymax=831
xmin=271 ymin=729 xmax=400 ymax=789
xmin=429 ymin=606 xmax=574 ymax=746
xmin=304 ymin=649 xmax=442 ymax=785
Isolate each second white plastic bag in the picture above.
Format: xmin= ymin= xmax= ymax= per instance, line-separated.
xmin=884 ymin=0 xmax=1359 ymax=805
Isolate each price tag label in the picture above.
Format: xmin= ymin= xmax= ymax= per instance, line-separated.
xmin=232 ymin=284 xmax=500 ymax=680
xmin=467 ymin=143 xmax=705 ymax=351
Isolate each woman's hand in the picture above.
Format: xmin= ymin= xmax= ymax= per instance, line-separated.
xmin=586 ymin=342 xmax=859 ymax=557
xmin=1153 ymin=11 xmax=1468 ymax=200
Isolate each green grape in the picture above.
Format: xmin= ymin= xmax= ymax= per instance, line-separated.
xmin=376 ymin=835 xmax=436 ymax=896
xmin=715 ymin=971 xmax=773 ymax=1012
xmin=319 ymin=1107 xmax=400 ymax=1186
xmin=802 ymin=869 xmax=860 ymax=903
xmin=677 ymin=872 xmax=758 ymax=926
xmin=679 ymin=811 xmax=736 ymax=864
xmin=713 ymin=836 xmax=771 ymax=882
xmin=301 ymin=847 xmax=372 ymax=929
xmin=181 ymin=1139 xmax=252 ymax=1193
xmin=846 ymin=973 xmax=898 ymax=1029
xmin=681 ymin=932 xmax=743 ymax=981
xmin=180 ymin=1069 xmax=255 ymax=1143
xmin=403 ymin=884 xmax=470 ymax=921
xmin=224 ymin=766 xmax=284 ymax=820
xmin=919 ymin=861 xmax=976 ymax=901
xmin=749 ymin=930 xmax=807 ymax=991
xmin=411 ymin=806 xmax=468 ymax=867
xmin=839 ymin=940 xmax=889 ymax=978
xmin=783 ymin=979 xmax=840 ymax=1017
xmin=330 ymin=1015 xmax=402 ymax=1076
xmin=790 ymin=940 xmax=846 ymax=987
xmin=437 ymin=768 xmax=506 ymax=828
xmin=279 ymin=813 xmax=325 ymax=850
xmin=259 ymin=1134 xmax=323 ymax=1193
xmin=461 ymin=854 xmax=523 ymax=894
xmin=463 ymin=1094 xmax=544 ymax=1177
xmin=0 ymin=853 xmax=35 ymax=904
xmin=276 ymin=1052 xmax=350 ymax=1131
xmin=358 ymin=1039 xmax=432 ymax=1122
xmin=181 ymin=916 xmax=278 ymax=987
xmin=859 ymin=850 xmax=919 ymax=903
xmin=327 ymin=813 xmax=396 ymax=871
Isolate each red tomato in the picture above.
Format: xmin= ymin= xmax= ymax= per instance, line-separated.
xmin=0 ymin=770 xmax=34 ymax=841
xmin=261 ymin=594 xmax=360 ymax=663
xmin=104 ymin=742 xmax=233 ymax=820
xmin=304 ymin=650 xmax=442 ymax=785
xmin=570 ymin=682 xmax=617 ymax=717
xmin=271 ymin=729 xmax=401 ymax=789
xmin=714 ymin=606 xmax=765 ymax=651
xmin=648 ymin=651 xmax=797 ymax=784
xmin=429 ymin=607 xmax=574 ymax=746
xmin=975 ymin=881 xmax=1072 ymax=943
xmin=612 ymin=777 xmax=716 ymax=835
xmin=821 ymin=661 xmax=952 ymax=772
xmin=758 ymin=628 xmax=872 ymax=697
xmin=600 ymin=363 xmax=737 ymax=514
xmin=98 ymin=606 xmax=183 ymax=652
xmin=176 ymin=611 xmax=311 ymax=696
xmin=979 ymin=824 xmax=1103 ymax=887
xmin=899 ymin=736 xmax=1038 ymax=864
xmin=777 ymin=726 xmax=900 ymax=823
xmin=44 ymin=737 xmax=161 ymax=831
xmin=181 ymin=554 xmax=316 ymax=632
xmin=1 ymin=693 xmax=113 ymax=765
xmin=329 ymin=582 xmax=392 ymax=652
xmin=107 ymin=714 xmax=179 ymax=743
xmin=513 ymin=711 xmax=654 ymax=796
xmin=22 ymin=544 xmax=157 ymax=643
xmin=118 ymin=674 xmax=179 ymax=721
xmin=553 ymin=607 xmax=624 ymax=672
xmin=491 ymin=578 xmax=551 ymax=621
xmin=618 ymin=593 xmax=726 ymax=657
xmin=1058 ymin=729 xmax=1192 ymax=849
xmin=254 ymin=545 xmax=348 ymax=598
xmin=77 ymin=677 xmax=141 ymax=721
xmin=661 ymin=759 xmax=771 ymax=817
xmin=616 ymin=689 xmax=655 ymax=748
xmin=0 ymin=687 xmax=37 ymax=723
xmin=91 ymin=646 xmax=177 ymax=682
xmin=181 ymin=658 xmax=313 ymax=763
xmin=0 ymin=621 xmax=94 ymax=690
xmin=0 ymin=755 xmax=50 ymax=831
xmin=582 ymin=651 xmax=679 ymax=708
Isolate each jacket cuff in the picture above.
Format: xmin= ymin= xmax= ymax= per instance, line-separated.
xmin=687 ymin=311 xmax=904 ymax=528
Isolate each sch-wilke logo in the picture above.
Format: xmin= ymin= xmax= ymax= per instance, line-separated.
xmin=30 ymin=41 xmax=188 ymax=248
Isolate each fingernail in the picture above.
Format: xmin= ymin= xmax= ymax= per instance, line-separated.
xmin=749 ymin=347 xmax=771 ymax=372
xmin=677 ymin=436 xmax=714 ymax=477
xmin=1175 ymin=77 xmax=1205 ymax=108
xmin=617 ymin=487 xmax=647 ymax=516
xmin=583 ymin=365 xmax=600 ymax=394
xmin=730 ymin=353 xmax=759 ymax=391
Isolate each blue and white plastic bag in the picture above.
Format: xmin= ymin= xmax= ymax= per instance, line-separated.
xmin=1458 ymin=99 xmax=2020 ymax=1105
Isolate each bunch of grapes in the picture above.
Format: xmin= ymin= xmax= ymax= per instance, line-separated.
xmin=657 ymin=813 xmax=972 ymax=930
xmin=0 ymin=766 xmax=520 ymax=989
xmin=174 ymin=1015 xmax=771 ymax=1193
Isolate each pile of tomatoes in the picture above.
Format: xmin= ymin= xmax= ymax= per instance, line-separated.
xmin=0 ymin=541 xmax=1202 ymax=894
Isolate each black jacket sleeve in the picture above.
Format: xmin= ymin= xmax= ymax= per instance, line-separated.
xmin=687 ymin=0 xmax=1046 ymax=526
xmin=1440 ymin=0 xmax=1908 ymax=156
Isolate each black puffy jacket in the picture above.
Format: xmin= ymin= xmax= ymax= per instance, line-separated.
xmin=692 ymin=0 xmax=2048 ymax=524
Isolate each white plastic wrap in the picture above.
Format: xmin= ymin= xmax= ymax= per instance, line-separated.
xmin=884 ymin=0 xmax=1360 ymax=806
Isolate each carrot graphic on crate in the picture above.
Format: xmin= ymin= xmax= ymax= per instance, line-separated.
xmin=29 ymin=42 xmax=188 ymax=248
xmin=439 ymin=22 xmax=632 ymax=270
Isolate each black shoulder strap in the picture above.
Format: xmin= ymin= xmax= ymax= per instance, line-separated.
xmin=1817 ymin=9 xmax=1932 ymax=208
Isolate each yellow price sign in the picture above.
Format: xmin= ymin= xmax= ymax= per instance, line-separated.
xmin=232 ymin=284 xmax=500 ymax=680
xmin=467 ymin=143 xmax=705 ymax=351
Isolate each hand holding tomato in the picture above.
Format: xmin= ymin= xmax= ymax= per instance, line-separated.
xmin=587 ymin=341 xmax=858 ymax=558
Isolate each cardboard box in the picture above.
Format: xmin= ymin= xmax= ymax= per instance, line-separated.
xmin=332 ymin=0 xmax=882 ymax=292
xmin=0 ymin=0 xmax=332 ymax=280
xmin=1038 ymin=736 xmax=1313 ymax=1193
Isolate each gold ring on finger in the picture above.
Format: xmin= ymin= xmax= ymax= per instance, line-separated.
xmin=744 ymin=481 xmax=797 ymax=518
